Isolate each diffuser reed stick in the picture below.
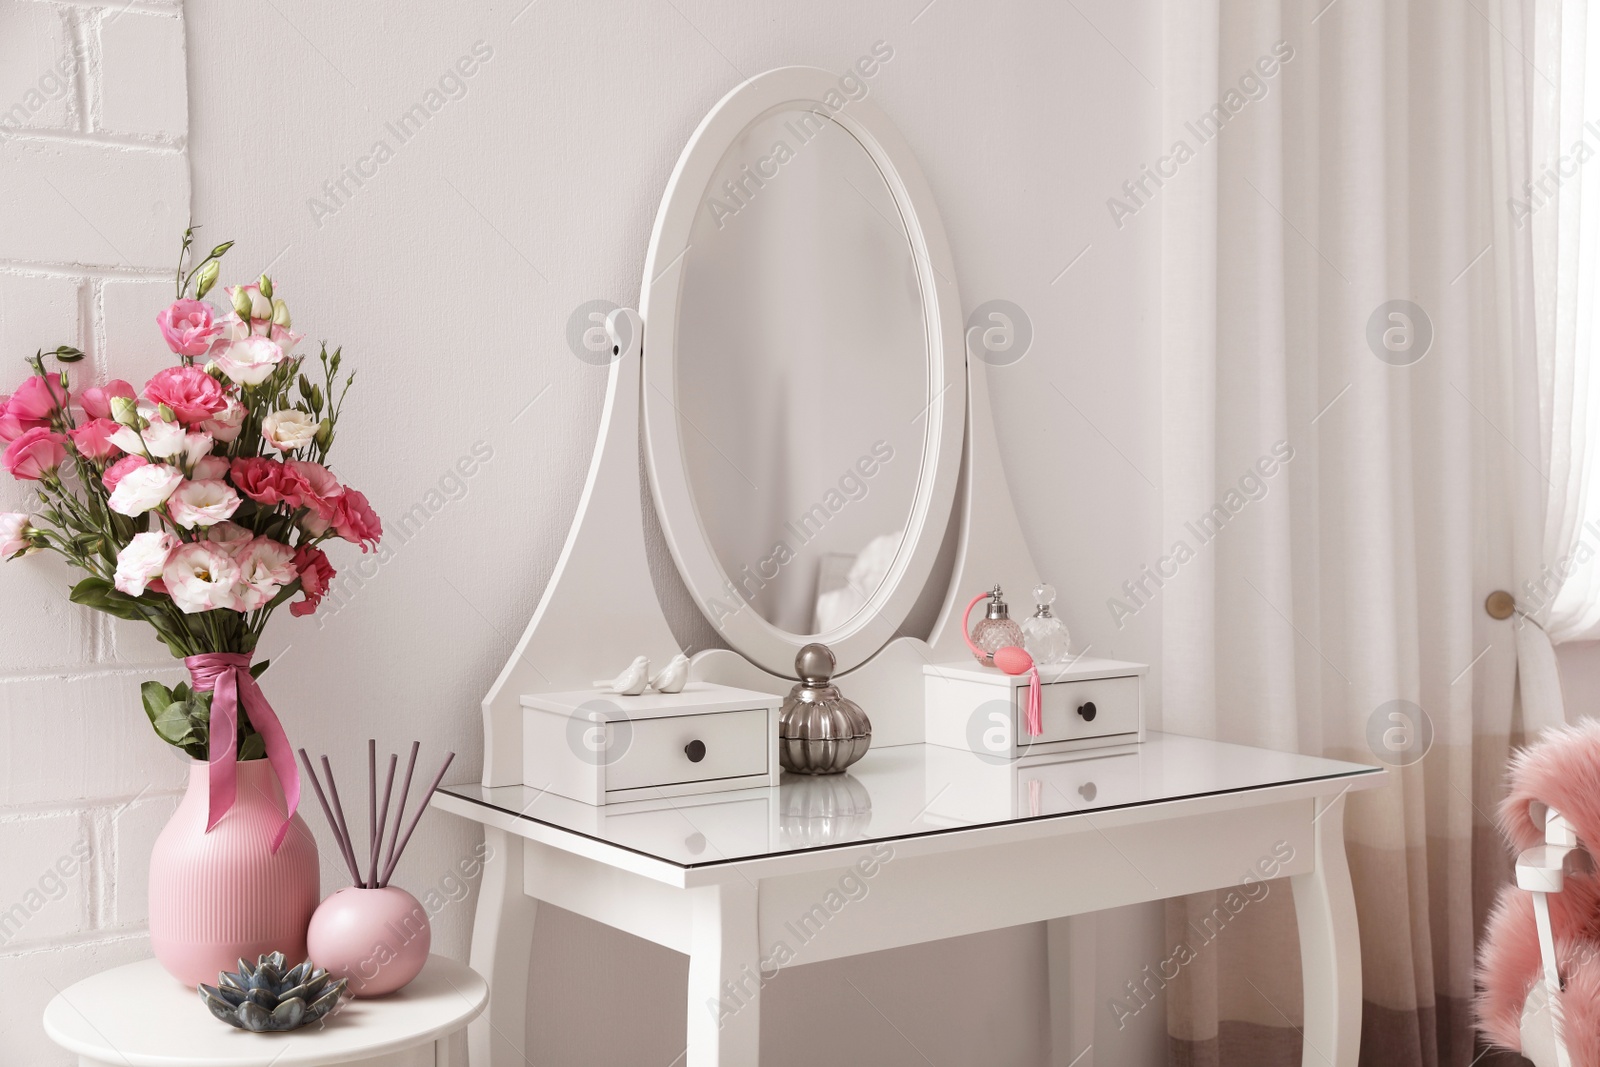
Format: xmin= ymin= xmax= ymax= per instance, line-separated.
xmin=299 ymin=741 xmax=457 ymax=890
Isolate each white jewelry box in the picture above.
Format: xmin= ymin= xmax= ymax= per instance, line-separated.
xmin=923 ymin=656 xmax=1147 ymax=760
xmin=522 ymin=682 xmax=781 ymax=805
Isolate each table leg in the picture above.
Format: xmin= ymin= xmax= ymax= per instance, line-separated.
xmin=686 ymin=880 xmax=761 ymax=1067
xmin=1047 ymin=914 xmax=1097 ymax=1066
xmin=435 ymin=1034 xmax=451 ymax=1067
xmin=470 ymin=827 xmax=537 ymax=1067
xmin=1291 ymin=792 xmax=1361 ymax=1067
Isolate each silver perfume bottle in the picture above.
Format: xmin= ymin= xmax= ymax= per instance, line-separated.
xmin=778 ymin=643 xmax=872 ymax=774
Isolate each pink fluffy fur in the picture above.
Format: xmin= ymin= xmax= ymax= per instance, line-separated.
xmin=1476 ymin=717 xmax=1600 ymax=1064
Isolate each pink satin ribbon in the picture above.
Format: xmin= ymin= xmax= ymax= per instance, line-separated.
xmin=185 ymin=652 xmax=301 ymax=853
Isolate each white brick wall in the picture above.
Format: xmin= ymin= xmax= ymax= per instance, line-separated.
xmin=0 ymin=2 xmax=190 ymax=1063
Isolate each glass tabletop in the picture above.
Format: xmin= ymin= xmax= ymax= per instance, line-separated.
xmin=437 ymin=733 xmax=1382 ymax=869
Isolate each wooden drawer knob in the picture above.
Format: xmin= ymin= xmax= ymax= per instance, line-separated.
xmin=1077 ymin=701 xmax=1097 ymax=722
xmin=684 ymin=739 xmax=707 ymax=763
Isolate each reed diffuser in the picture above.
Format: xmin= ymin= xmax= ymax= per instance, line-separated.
xmin=299 ymin=741 xmax=454 ymax=995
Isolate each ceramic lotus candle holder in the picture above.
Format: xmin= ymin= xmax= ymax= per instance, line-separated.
xmin=198 ymin=951 xmax=346 ymax=1032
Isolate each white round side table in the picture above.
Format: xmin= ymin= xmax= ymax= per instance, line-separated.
xmin=43 ymin=954 xmax=487 ymax=1067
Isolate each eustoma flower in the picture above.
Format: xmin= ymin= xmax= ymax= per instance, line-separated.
xmin=69 ymin=419 xmax=123 ymax=461
xmin=2 ymin=427 xmax=68 ymax=480
xmin=211 ymin=336 xmax=285 ymax=386
xmin=144 ymin=365 xmax=227 ymax=425
xmin=5 ymin=374 xmax=69 ymax=424
xmin=290 ymin=544 xmax=333 ymax=617
xmin=161 ymin=541 xmax=241 ymax=613
xmin=262 ymin=409 xmax=318 ymax=452
xmin=167 ymin=479 xmax=242 ymax=529
xmin=102 ymin=454 xmax=148 ymax=492
xmin=234 ymin=538 xmax=297 ymax=611
xmin=0 ymin=513 xmax=35 ymax=558
xmin=107 ymin=463 xmax=183 ymax=515
xmin=114 ymin=531 xmax=180 ymax=596
xmin=155 ymin=300 xmax=224 ymax=357
xmin=79 ymin=380 xmax=135 ymax=421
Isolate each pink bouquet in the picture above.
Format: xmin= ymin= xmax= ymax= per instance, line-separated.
xmin=0 ymin=232 xmax=380 ymax=840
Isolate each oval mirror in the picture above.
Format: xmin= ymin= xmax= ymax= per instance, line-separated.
xmin=642 ymin=66 xmax=964 ymax=677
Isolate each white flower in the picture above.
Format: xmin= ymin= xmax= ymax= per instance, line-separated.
xmin=205 ymin=521 xmax=254 ymax=558
xmin=181 ymin=431 xmax=214 ymax=470
xmin=167 ymin=479 xmax=242 ymax=529
xmin=108 ymin=464 xmax=184 ymax=516
xmin=233 ymin=537 xmax=297 ymax=611
xmin=0 ymin=513 xmax=35 ymax=558
xmin=162 ymin=541 xmax=241 ymax=613
xmin=261 ymin=409 xmax=318 ymax=453
xmin=113 ymin=531 xmax=180 ymax=596
xmin=212 ymin=336 xmax=285 ymax=387
xmin=201 ymin=398 xmax=245 ymax=443
xmin=111 ymin=418 xmax=187 ymax=459
xmin=192 ymin=455 xmax=230 ymax=481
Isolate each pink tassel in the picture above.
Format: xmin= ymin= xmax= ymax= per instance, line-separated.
xmin=1026 ymin=666 xmax=1042 ymax=736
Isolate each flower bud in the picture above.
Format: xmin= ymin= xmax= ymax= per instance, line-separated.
xmin=156 ymin=403 xmax=177 ymax=424
xmin=258 ymin=274 xmax=273 ymax=299
xmin=231 ymin=286 xmax=253 ymax=318
xmin=110 ymin=396 xmax=141 ymax=427
xmin=314 ymin=418 xmax=333 ymax=450
xmin=271 ymin=298 xmax=291 ymax=328
xmin=195 ymin=260 xmax=220 ymax=299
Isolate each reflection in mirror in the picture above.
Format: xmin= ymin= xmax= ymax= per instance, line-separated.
xmin=675 ymin=105 xmax=928 ymax=637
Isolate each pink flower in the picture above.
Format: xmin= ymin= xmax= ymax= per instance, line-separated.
xmin=290 ymin=544 xmax=334 ymax=617
xmin=166 ymin=479 xmax=242 ymax=529
xmin=144 ymin=365 xmax=227 ymax=425
xmin=331 ymin=487 xmax=382 ymax=551
xmin=0 ymin=513 xmax=34 ymax=558
xmin=107 ymin=463 xmax=183 ymax=515
xmin=155 ymin=300 xmax=224 ymax=357
xmin=102 ymin=454 xmax=148 ymax=492
xmin=2 ymin=427 xmax=68 ymax=480
xmin=0 ymin=407 xmax=24 ymax=444
xmin=230 ymin=457 xmax=298 ymax=507
xmin=285 ymin=459 xmax=342 ymax=518
xmin=162 ymin=541 xmax=241 ymax=614
xmin=69 ymin=418 xmax=123 ymax=461
xmin=192 ymin=455 xmax=229 ymax=481
xmin=79 ymin=380 xmax=135 ymax=421
xmin=211 ymin=336 xmax=285 ymax=386
xmin=114 ymin=531 xmax=180 ymax=597
xmin=205 ymin=521 xmax=254 ymax=558
xmin=5 ymin=374 xmax=69 ymax=423
xmin=234 ymin=537 xmax=297 ymax=611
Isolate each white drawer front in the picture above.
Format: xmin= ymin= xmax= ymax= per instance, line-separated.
xmin=606 ymin=707 xmax=769 ymax=794
xmin=602 ymin=796 xmax=774 ymax=861
xmin=1022 ymin=675 xmax=1140 ymax=744
xmin=1015 ymin=751 xmax=1141 ymax=813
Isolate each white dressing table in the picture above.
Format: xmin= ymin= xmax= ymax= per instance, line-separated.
xmin=456 ymin=63 xmax=1384 ymax=1067
xmin=435 ymin=735 xmax=1381 ymax=1066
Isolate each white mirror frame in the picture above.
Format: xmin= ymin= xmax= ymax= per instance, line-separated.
xmin=640 ymin=67 xmax=966 ymax=678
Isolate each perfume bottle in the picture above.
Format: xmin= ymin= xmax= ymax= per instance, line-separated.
xmin=1021 ymin=582 xmax=1072 ymax=664
xmin=969 ymin=585 xmax=1026 ymax=665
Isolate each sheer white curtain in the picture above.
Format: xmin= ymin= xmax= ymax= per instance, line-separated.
xmin=1157 ymin=1 xmax=1548 ymax=1063
xmin=1540 ymin=1 xmax=1600 ymax=643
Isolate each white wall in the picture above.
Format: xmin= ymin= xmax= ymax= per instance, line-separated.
xmin=0 ymin=1 xmax=195 ymax=1062
xmin=0 ymin=1 xmax=1169 ymax=1064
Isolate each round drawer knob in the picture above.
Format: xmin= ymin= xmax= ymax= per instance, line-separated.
xmin=1078 ymin=701 xmax=1097 ymax=722
xmin=1079 ymin=782 xmax=1097 ymax=802
xmin=684 ymin=739 xmax=707 ymax=763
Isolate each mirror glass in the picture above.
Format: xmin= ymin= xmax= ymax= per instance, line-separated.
xmin=674 ymin=105 xmax=929 ymax=636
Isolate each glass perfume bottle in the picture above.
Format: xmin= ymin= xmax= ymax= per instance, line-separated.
xmin=1021 ymin=582 xmax=1072 ymax=665
xmin=970 ymin=584 xmax=1026 ymax=665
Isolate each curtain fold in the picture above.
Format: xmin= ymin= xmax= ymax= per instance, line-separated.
xmin=1158 ymin=1 xmax=1547 ymax=1063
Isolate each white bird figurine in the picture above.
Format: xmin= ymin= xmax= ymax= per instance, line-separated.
xmin=594 ymin=656 xmax=650 ymax=696
xmin=650 ymin=653 xmax=690 ymax=694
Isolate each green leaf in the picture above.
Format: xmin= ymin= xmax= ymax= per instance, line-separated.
xmin=69 ymin=577 xmax=148 ymax=623
xmin=238 ymin=733 xmax=266 ymax=761
xmin=140 ymin=681 xmax=173 ymax=725
xmin=151 ymin=699 xmax=196 ymax=744
xmin=249 ymin=660 xmax=270 ymax=680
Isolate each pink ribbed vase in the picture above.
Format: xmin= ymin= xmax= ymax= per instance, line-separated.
xmin=149 ymin=758 xmax=320 ymax=987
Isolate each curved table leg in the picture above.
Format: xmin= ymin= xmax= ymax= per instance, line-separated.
xmin=470 ymin=827 xmax=537 ymax=1067
xmin=1291 ymin=793 xmax=1361 ymax=1067
xmin=687 ymin=881 xmax=761 ymax=1067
